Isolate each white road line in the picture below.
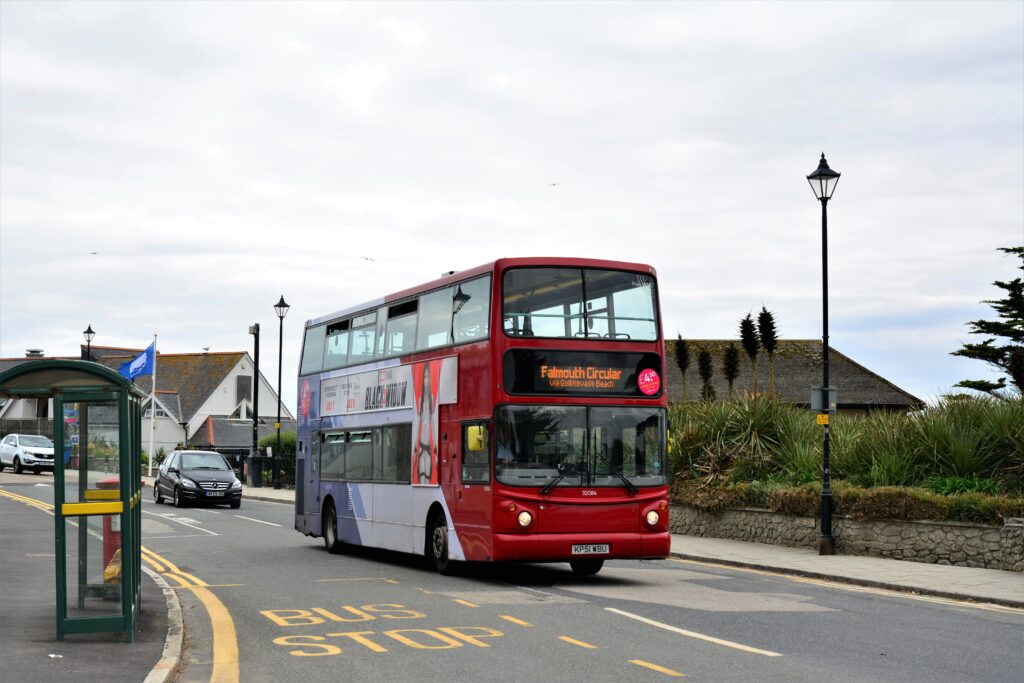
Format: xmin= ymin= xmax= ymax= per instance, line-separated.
xmin=234 ymin=515 xmax=281 ymax=527
xmin=143 ymin=509 xmax=219 ymax=535
xmin=606 ymin=607 xmax=783 ymax=657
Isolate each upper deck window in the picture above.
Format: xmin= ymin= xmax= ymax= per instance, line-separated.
xmin=502 ymin=268 xmax=658 ymax=341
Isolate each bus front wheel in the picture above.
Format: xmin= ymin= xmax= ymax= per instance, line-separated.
xmin=570 ymin=559 xmax=604 ymax=576
xmin=428 ymin=513 xmax=453 ymax=575
xmin=324 ymin=502 xmax=343 ymax=555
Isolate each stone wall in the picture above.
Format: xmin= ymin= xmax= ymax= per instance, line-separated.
xmin=670 ymin=505 xmax=1024 ymax=572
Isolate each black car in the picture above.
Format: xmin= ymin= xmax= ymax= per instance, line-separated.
xmin=154 ymin=450 xmax=242 ymax=508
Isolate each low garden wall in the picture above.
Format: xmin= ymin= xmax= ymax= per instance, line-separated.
xmin=670 ymin=504 xmax=1024 ymax=572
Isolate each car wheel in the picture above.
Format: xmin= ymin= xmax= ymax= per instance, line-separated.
xmin=0 ymin=459 xmax=6 ymax=472
xmin=230 ymin=500 xmax=240 ymax=509
xmin=323 ymin=502 xmax=343 ymax=554
xmin=428 ymin=512 xmax=454 ymax=575
xmin=154 ymin=483 xmax=165 ymax=504
xmin=13 ymin=457 xmax=23 ymax=474
xmin=569 ymin=559 xmax=604 ymax=576
xmin=33 ymin=467 xmax=40 ymax=475
xmin=173 ymin=487 xmax=186 ymax=508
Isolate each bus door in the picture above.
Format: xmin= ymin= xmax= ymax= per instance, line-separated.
xmin=305 ymin=429 xmax=322 ymax=518
xmin=452 ymin=420 xmax=492 ymax=561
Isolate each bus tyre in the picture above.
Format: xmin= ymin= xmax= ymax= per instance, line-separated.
xmin=570 ymin=559 xmax=604 ymax=576
xmin=429 ymin=513 xmax=453 ymax=575
xmin=324 ymin=503 xmax=343 ymax=555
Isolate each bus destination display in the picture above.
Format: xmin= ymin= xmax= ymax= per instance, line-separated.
xmin=503 ymin=349 xmax=662 ymax=397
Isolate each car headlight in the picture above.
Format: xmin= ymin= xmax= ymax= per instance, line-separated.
xmin=180 ymin=478 xmax=197 ymax=489
xmin=230 ymin=478 xmax=242 ymax=489
xmin=645 ymin=510 xmax=660 ymax=526
xmin=517 ymin=511 xmax=533 ymax=528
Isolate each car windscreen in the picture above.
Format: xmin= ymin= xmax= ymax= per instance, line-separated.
xmin=21 ymin=435 xmax=53 ymax=448
xmin=181 ymin=452 xmax=231 ymax=470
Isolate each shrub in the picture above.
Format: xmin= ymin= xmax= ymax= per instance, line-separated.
xmin=924 ymin=475 xmax=1002 ymax=496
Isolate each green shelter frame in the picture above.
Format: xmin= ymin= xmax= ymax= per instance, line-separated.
xmin=0 ymin=360 xmax=145 ymax=641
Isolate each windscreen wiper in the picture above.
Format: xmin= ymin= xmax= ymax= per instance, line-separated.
xmin=592 ymin=452 xmax=639 ymax=496
xmin=540 ymin=461 xmax=587 ymax=495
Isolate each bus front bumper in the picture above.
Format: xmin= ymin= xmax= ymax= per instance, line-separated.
xmin=491 ymin=531 xmax=670 ymax=562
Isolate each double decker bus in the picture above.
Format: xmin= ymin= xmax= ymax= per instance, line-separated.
xmin=294 ymin=257 xmax=669 ymax=575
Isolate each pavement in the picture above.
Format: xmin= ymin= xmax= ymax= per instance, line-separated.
xmin=1 ymin=477 xmax=1021 ymax=682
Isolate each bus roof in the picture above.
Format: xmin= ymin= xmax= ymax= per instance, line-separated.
xmin=306 ymin=256 xmax=658 ymax=328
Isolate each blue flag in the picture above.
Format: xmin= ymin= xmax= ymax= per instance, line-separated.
xmin=119 ymin=343 xmax=155 ymax=380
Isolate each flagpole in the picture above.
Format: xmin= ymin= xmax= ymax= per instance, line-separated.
xmin=147 ymin=334 xmax=157 ymax=478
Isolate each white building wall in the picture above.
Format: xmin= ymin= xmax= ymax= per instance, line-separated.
xmin=185 ymin=355 xmax=293 ymax=441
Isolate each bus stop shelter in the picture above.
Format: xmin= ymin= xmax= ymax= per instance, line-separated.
xmin=0 ymin=360 xmax=145 ymax=641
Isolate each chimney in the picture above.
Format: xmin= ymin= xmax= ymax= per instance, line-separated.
xmin=25 ymin=349 xmax=44 ymax=358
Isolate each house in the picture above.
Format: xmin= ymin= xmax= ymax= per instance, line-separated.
xmin=664 ymin=339 xmax=924 ymax=411
xmin=0 ymin=346 xmax=295 ymax=458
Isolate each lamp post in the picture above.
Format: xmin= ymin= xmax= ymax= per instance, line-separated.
xmin=273 ymin=295 xmax=290 ymax=490
xmin=83 ymin=325 xmax=95 ymax=360
xmin=248 ymin=323 xmax=261 ymax=487
xmin=807 ymin=152 xmax=840 ymax=556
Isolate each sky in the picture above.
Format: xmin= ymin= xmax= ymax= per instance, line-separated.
xmin=1 ymin=0 xmax=1022 ymax=414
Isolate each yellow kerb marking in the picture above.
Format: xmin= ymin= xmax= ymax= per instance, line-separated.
xmin=631 ymin=660 xmax=685 ymax=677
xmin=559 ymin=636 xmax=597 ymax=649
xmin=192 ymin=585 xmax=240 ymax=682
xmin=500 ymin=615 xmax=533 ymax=627
xmin=453 ymin=599 xmax=479 ymax=608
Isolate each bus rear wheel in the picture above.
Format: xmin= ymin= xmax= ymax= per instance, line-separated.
xmin=324 ymin=502 xmax=343 ymax=555
xmin=428 ymin=513 xmax=454 ymax=575
xmin=569 ymin=559 xmax=604 ymax=576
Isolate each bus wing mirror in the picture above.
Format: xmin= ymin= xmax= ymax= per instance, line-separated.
xmin=466 ymin=425 xmax=486 ymax=452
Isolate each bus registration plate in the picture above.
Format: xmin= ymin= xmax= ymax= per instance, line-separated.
xmin=572 ymin=544 xmax=609 ymax=555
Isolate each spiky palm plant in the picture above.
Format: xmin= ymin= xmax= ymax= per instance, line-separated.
xmin=758 ymin=306 xmax=779 ymax=396
xmin=697 ymin=348 xmax=715 ymax=402
xmin=674 ymin=334 xmax=691 ymax=402
xmin=739 ymin=314 xmax=760 ymax=395
xmin=722 ymin=344 xmax=740 ymax=397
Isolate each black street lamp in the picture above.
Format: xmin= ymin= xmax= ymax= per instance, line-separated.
xmin=83 ymin=324 xmax=95 ymax=360
xmin=807 ymin=152 xmax=840 ymax=556
xmin=273 ymin=295 xmax=290 ymax=490
xmin=248 ymin=323 xmax=261 ymax=487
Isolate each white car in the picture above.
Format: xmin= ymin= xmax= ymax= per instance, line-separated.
xmin=0 ymin=434 xmax=55 ymax=474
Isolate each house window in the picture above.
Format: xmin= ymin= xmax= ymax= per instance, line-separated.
xmin=35 ymin=398 xmax=49 ymax=418
xmin=144 ymin=407 xmax=167 ymax=418
xmin=237 ymin=376 xmax=252 ymax=404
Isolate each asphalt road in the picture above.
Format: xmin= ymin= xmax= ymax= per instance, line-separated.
xmin=5 ymin=473 xmax=1024 ymax=682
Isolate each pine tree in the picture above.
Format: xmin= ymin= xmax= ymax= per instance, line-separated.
xmin=697 ymin=348 xmax=716 ymax=402
xmin=757 ymin=306 xmax=779 ymax=396
xmin=739 ymin=314 xmax=760 ymax=395
xmin=951 ymin=246 xmax=1024 ymax=395
xmin=722 ymin=344 xmax=740 ymax=398
xmin=674 ymin=334 xmax=691 ymax=402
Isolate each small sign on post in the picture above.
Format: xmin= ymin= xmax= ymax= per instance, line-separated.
xmin=811 ymin=385 xmax=838 ymax=413
xmin=816 ymin=414 xmax=830 ymax=425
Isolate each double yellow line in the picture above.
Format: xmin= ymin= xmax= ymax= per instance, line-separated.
xmin=1 ymin=486 xmax=241 ymax=683
xmin=0 ymin=487 xmax=56 ymax=514
xmin=141 ymin=546 xmax=240 ymax=683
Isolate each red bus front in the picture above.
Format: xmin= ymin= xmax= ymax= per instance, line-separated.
xmin=446 ymin=259 xmax=670 ymax=574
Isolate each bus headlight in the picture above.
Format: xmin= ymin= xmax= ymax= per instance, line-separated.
xmin=517 ymin=511 xmax=533 ymax=528
xmin=645 ymin=510 xmax=660 ymax=527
